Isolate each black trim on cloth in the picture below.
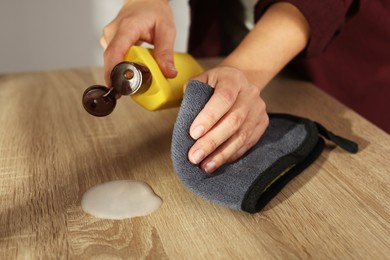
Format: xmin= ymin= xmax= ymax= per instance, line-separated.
xmin=241 ymin=113 xmax=358 ymax=213
xmin=241 ymin=113 xmax=324 ymax=213
xmin=242 ymin=137 xmax=325 ymax=213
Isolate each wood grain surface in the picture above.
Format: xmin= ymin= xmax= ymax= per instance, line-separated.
xmin=0 ymin=60 xmax=389 ymax=259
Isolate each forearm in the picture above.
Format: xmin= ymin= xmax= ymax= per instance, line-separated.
xmin=221 ymin=2 xmax=310 ymax=90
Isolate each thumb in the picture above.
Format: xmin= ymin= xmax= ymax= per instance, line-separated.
xmin=153 ymin=24 xmax=177 ymax=78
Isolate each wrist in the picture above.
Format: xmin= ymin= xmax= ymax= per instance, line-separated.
xmin=221 ymin=2 xmax=309 ymax=89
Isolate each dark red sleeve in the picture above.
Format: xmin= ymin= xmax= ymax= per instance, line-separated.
xmin=254 ymin=0 xmax=360 ymax=56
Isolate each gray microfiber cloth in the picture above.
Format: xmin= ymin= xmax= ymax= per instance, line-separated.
xmin=171 ymin=80 xmax=358 ymax=213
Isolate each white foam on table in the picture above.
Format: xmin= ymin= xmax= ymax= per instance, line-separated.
xmin=81 ymin=180 xmax=162 ymax=220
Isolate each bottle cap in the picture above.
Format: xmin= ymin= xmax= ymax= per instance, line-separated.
xmin=82 ymin=85 xmax=117 ymax=117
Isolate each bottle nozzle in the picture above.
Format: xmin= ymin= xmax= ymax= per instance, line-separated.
xmin=82 ymin=62 xmax=151 ymax=117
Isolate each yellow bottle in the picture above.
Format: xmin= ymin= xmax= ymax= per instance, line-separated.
xmin=123 ymin=46 xmax=204 ymax=111
xmin=82 ymin=46 xmax=203 ymax=117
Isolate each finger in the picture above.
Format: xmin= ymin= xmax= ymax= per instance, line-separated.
xmin=183 ymin=72 xmax=207 ymax=92
xmin=153 ymin=22 xmax=177 ymax=78
xmin=189 ymin=79 xmax=240 ymax=140
xmin=188 ymin=102 xmax=248 ymax=165
xmin=100 ymin=36 xmax=108 ymax=50
xmin=224 ymin=113 xmax=268 ymax=163
xmin=103 ymin=28 xmax=140 ymax=86
xmin=200 ymin=112 xmax=268 ymax=173
xmin=191 ymin=71 xmax=216 ymax=86
xmin=183 ymin=71 xmax=210 ymax=93
xmin=101 ymin=22 xmax=116 ymax=50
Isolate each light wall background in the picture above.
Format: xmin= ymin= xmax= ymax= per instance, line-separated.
xmin=0 ymin=0 xmax=190 ymax=74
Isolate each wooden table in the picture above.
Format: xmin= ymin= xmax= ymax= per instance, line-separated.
xmin=0 ymin=60 xmax=389 ymax=259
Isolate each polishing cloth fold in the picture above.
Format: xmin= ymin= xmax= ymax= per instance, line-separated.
xmin=171 ymin=80 xmax=357 ymax=213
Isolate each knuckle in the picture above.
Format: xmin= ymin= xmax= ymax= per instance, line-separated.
xmin=236 ymin=72 xmax=247 ymax=83
xmin=237 ymin=130 xmax=250 ymax=148
xmin=217 ymin=153 xmax=227 ymax=166
xmin=206 ymin=138 xmax=219 ymax=152
xmin=226 ymin=67 xmax=246 ymax=82
xmin=161 ymin=23 xmax=176 ymax=37
xmin=117 ymin=17 xmax=133 ymax=29
xmin=202 ymin=111 xmax=217 ymax=125
xmin=256 ymin=107 xmax=269 ymax=128
xmin=194 ymin=135 xmax=219 ymax=156
xmin=228 ymin=112 xmax=243 ymax=130
xmin=245 ymin=136 xmax=258 ymax=150
xmin=211 ymin=152 xmax=227 ymax=169
xmin=249 ymin=84 xmax=261 ymax=97
xmin=254 ymin=96 xmax=266 ymax=114
xmin=263 ymin=112 xmax=270 ymax=126
xmin=259 ymin=97 xmax=266 ymax=109
xmin=217 ymin=88 xmax=235 ymax=106
xmin=102 ymin=25 xmax=111 ymax=38
xmin=228 ymin=149 xmax=244 ymax=164
xmin=224 ymin=65 xmax=239 ymax=75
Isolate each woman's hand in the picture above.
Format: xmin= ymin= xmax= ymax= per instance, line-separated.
xmin=186 ymin=2 xmax=310 ymax=173
xmin=101 ymin=0 xmax=177 ymax=86
xmin=188 ymin=66 xmax=269 ymax=173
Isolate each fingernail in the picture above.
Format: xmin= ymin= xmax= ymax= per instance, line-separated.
xmin=191 ymin=149 xmax=205 ymax=164
xmin=191 ymin=125 xmax=204 ymax=140
xmin=204 ymin=161 xmax=216 ymax=173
